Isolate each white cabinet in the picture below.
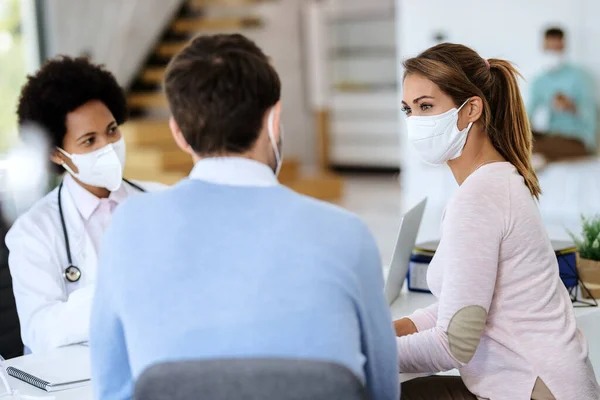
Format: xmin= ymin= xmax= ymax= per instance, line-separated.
xmin=323 ymin=0 xmax=400 ymax=168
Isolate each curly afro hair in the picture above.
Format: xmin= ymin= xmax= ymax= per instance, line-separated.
xmin=17 ymin=56 xmax=128 ymax=152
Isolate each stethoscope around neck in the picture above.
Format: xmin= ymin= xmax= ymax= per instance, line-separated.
xmin=58 ymin=178 xmax=145 ymax=283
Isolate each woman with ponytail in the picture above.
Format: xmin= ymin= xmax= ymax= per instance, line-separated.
xmin=394 ymin=44 xmax=599 ymax=400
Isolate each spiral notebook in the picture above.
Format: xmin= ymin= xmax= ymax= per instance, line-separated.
xmin=6 ymin=345 xmax=90 ymax=392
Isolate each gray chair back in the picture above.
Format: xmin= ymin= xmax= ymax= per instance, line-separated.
xmin=134 ymin=358 xmax=368 ymax=400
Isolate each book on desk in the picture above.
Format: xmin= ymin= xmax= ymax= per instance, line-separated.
xmin=5 ymin=345 xmax=90 ymax=392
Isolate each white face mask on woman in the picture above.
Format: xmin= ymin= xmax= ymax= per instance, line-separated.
xmin=57 ymin=137 xmax=126 ymax=191
xmin=406 ymin=99 xmax=473 ymax=165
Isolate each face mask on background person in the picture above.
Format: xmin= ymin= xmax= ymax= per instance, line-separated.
xmin=57 ymin=137 xmax=126 ymax=191
xmin=540 ymin=51 xmax=565 ymax=72
xmin=267 ymin=108 xmax=284 ymax=176
xmin=406 ymin=99 xmax=473 ymax=165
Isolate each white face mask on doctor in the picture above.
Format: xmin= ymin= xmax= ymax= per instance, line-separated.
xmin=406 ymin=99 xmax=473 ymax=165
xmin=57 ymin=137 xmax=126 ymax=191
xmin=540 ymin=51 xmax=565 ymax=72
xmin=267 ymin=107 xmax=284 ymax=176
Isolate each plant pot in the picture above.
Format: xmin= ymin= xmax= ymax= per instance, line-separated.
xmin=577 ymin=255 xmax=600 ymax=299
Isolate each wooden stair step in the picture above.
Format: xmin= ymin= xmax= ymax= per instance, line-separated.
xmin=190 ymin=0 xmax=272 ymax=8
xmin=122 ymin=120 xmax=174 ymax=148
xmin=141 ymin=67 xmax=166 ymax=84
xmin=172 ymin=16 xmax=262 ymax=33
xmin=127 ymin=148 xmax=193 ymax=172
xmin=277 ymin=159 xmax=299 ymax=183
xmin=285 ymin=173 xmax=344 ymax=201
xmin=126 ymin=134 xmax=179 ymax=151
xmin=128 ymin=92 xmax=168 ymax=110
xmin=126 ymin=169 xmax=188 ymax=186
xmin=162 ymin=150 xmax=193 ymax=170
xmin=126 ymin=148 xmax=163 ymax=172
xmin=156 ymin=41 xmax=188 ymax=58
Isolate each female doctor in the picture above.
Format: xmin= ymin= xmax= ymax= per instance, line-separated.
xmin=6 ymin=56 xmax=164 ymax=353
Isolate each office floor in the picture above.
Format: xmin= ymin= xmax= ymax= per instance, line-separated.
xmin=338 ymin=174 xmax=402 ymax=266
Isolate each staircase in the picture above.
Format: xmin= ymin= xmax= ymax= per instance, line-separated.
xmin=122 ymin=0 xmax=344 ymax=201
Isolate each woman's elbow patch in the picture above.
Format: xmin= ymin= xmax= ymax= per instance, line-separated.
xmin=446 ymin=305 xmax=487 ymax=363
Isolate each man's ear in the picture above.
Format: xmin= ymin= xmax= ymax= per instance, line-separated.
xmin=169 ymin=116 xmax=194 ymax=156
xmin=272 ymin=101 xmax=282 ymax=142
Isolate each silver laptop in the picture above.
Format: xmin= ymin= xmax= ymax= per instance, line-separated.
xmin=384 ymin=198 xmax=427 ymax=305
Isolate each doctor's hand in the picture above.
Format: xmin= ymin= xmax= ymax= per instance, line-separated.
xmin=553 ymin=93 xmax=576 ymax=114
xmin=393 ymin=318 xmax=418 ymax=337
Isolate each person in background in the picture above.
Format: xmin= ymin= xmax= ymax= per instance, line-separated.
xmin=6 ymin=57 xmax=164 ymax=353
xmin=89 ymin=33 xmax=399 ymax=400
xmin=527 ymin=27 xmax=597 ymax=165
xmin=394 ymin=43 xmax=599 ymax=399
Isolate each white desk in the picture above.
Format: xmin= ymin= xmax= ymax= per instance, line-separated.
xmin=4 ymin=285 xmax=599 ymax=399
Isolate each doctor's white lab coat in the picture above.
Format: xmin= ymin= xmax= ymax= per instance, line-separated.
xmin=5 ymin=178 xmax=165 ymax=353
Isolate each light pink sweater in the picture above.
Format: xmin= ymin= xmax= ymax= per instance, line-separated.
xmin=397 ymin=162 xmax=599 ymax=400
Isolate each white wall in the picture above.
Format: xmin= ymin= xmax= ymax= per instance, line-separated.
xmin=43 ymin=0 xmax=183 ymax=88
xmin=397 ymin=0 xmax=596 ymax=102
xmin=396 ymin=0 xmax=600 ymax=241
xmin=243 ymin=0 xmax=315 ymax=166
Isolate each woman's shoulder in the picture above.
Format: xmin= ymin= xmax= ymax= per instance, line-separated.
xmin=454 ymin=163 xmax=513 ymax=204
xmin=445 ymin=163 xmax=514 ymax=227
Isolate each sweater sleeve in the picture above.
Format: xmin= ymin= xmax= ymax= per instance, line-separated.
xmin=396 ymin=181 xmax=505 ymax=373
xmin=355 ymin=225 xmax=400 ymax=400
xmin=407 ymin=302 xmax=439 ymax=332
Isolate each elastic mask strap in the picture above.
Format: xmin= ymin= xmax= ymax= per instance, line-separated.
xmin=57 ymin=147 xmax=73 ymax=160
xmin=56 ymin=148 xmax=78 ymax=176
xmin=267 ymin=108 xmax=282 ymax=175
xmin=457 ymin=98 xmax=471 ymax=112
xmin=61 ymin=163 xmax=77 ymax=177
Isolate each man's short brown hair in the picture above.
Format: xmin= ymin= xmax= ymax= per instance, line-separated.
xmin=544 ymin=27 xmax=565 ymax=40
xmin=164 ymin=34 xmax=281 ymax=155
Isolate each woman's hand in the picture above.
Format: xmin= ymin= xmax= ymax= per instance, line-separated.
xmin=393 ymin=318 xmax=418 ymax=337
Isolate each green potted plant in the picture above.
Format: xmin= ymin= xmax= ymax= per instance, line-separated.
xmin=570 ymin=215 xmax=600 ymax=299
